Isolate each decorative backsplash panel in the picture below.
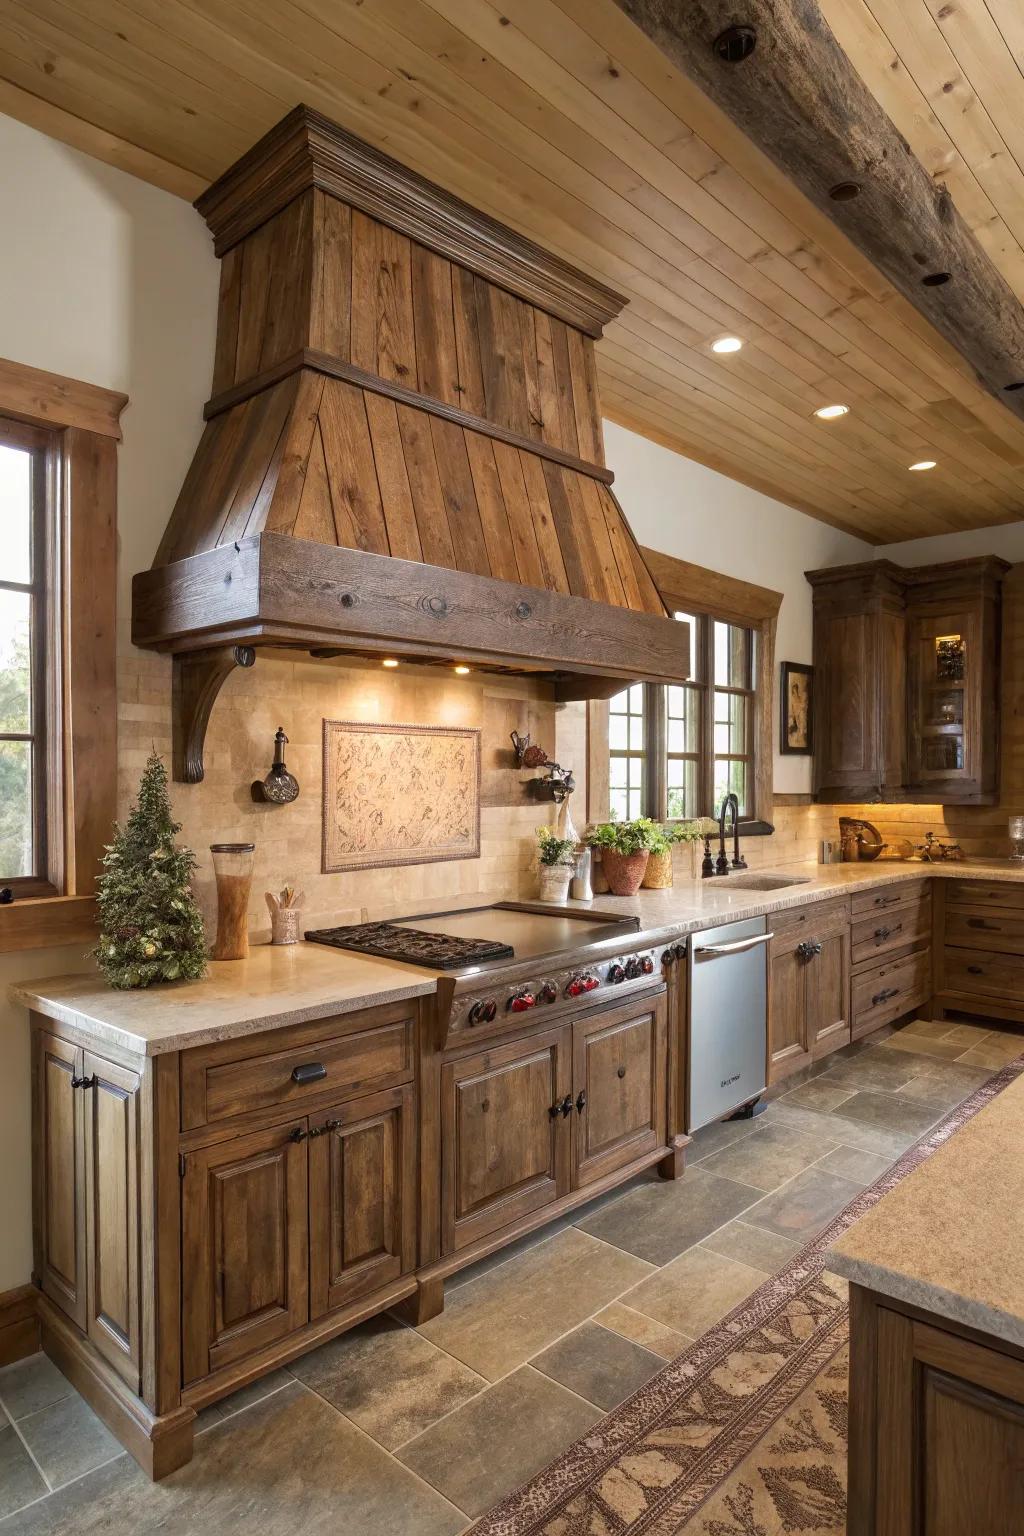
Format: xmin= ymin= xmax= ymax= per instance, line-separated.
xmin=323 ymin=721 xmax=481 ymax=872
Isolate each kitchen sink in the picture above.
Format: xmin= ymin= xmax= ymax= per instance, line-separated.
xmin=720 ymin=873 xmax=813 ymax=890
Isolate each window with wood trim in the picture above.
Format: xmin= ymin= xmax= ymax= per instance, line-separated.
xmin=0 ymin=416 xmax=57 ymax=894
xmin=607 ymin=612 xmax=758 ymax=824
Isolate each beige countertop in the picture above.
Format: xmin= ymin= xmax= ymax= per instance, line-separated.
xmin=828 ymin=1067 xmax=1024 ymax=1348
xmin=11 ymin=859 xmax=1024 ymax=1057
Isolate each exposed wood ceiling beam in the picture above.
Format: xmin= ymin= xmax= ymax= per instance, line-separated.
xmin=612 ymin=0 xmax=1024 ymax=419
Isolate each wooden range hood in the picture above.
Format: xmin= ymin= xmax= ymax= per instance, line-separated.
xmin=132 ymin=106 xmax=688 ymax=781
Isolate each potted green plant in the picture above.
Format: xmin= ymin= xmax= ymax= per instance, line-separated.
xmin=643 ymin=821 xmax=704 ymax=889
xmin=536 ymin=826 xmax=578 ymax=904
xmin=585 ymin=817 xmax=660 ymax=896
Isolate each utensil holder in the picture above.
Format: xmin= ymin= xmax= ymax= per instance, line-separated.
xmin=271 ymin=906 xmax=302 ymax=945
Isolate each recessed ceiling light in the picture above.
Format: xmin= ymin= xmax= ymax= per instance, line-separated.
xmin=454 ymin=665 xmax=470 ymax=675
xmin=908 ymin=460 xmax=937 ymax=472
xmin=814 ymin=404 xmax=849 ymax=420
xmin=712 ymin=336 xmax=743 ymax=354
xmin=382 ymin=658 xmax=399 ymax=668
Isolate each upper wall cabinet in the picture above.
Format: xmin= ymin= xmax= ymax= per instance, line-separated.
xmin=806 ymin=558 xmax=1008 ymax=806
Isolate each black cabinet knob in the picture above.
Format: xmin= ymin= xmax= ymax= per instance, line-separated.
xmin=967 ymin=965 xmax=984 ymax=975
xmin=575 ymin=1090 xmax=587 ymax=1114
xmin=289 ymin=1127 xmax=308 ymax=1143
xmin=559 ymin=1094 xmax=574 ymax=1118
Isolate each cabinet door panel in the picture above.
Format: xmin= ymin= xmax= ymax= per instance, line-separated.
xmin=309 ymin=1085 xmax=415 ymax=1317
xmin=182 ymin=1120 xmax=308 ymax=1385
xmin=83 ymin=1054 xmax=141 ymax=1389
xmin=807 ymin=929 xmax=851 ymax=1058
xmin=573 ymin=996 xmax=666 ymax=1188
xmin=768 ymin=942 xmax=809 ymax=1083
xmin=441 ymin=1026 xmax=571 ymax=1252
xmin=34 ymin=1033 xmax=86 ymax=1328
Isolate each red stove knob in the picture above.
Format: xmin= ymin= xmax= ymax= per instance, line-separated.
xmin=469 ymin=998 xmax=497 ymax=1025
xmin=508 ymin=989 xmax=536 ymax=1012
xmin=539 ymin=981 xmax=558 ymax=1005
xmin=608 ymin=962 xmax=626 ymax=984
xmin=583 ymin=973 xmax=600 ymax=991
xmin=565 ymin=975 xmax=586 ymax=998
xmin=641 ymin=955 xmax=655 ymax=975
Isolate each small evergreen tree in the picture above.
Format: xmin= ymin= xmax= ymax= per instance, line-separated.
xmin=93 ymin=752 xmax=207 ymax=989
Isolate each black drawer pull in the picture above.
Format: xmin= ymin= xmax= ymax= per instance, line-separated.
xmin=873 ymin=923 xmax=903 ymax=943
xmin=308 ymin=1117 xmax=341 ymax=1139
xmin=550 ymin=1094 xmax=573 ymax=1120
xmin=967 ymin=965 xmax=984 ymax=975
xmin=289 ymin=1127 xmax=308 ymax=1143
xmin=871 ymin=987 xmax=898 ymax=1007
xmin=967 ymin=918 xmax=1000 ymax=931
xmin=291 ymin=1062 xmax=327 ymax=1085
xmin=71 ymin=1075 xmax=96 ymax=1091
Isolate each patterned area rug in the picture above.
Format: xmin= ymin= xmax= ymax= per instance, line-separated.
xmin=471 ymin=1057 xmax=1024 ymax=1536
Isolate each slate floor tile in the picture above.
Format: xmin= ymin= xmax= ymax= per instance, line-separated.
xmin=0 ymin=1356 xmax=72 ymax=1423
xmin=16 ymin=1394 xmax=121 ymax=1491
xmin=397 ymin=1366 xmax=600 ymax=1518
xmin=622 ymin=1246 xmax=764 ymax=1337
xmin=593 ymin=1302 xmax=693 ymax=1359
xmin=2 ymin=1381 xmax=465 ymax=1536
xmin=829 ymin=1090 xmax=942 ymax=1140
xmin=576 ymin=1164 xmax=761 ymax=1265
xmin=700 ymin=1218 xmax=803 ymax=1273
xmin=531 ymin=1322 xmax=664 ymax=1410
xmin=417 ymin=1227 xmax=652 ymax=1381
xmin=292 ymin=1313 xmax=485 ymax=1450
xmin=699 ymin=1123 xmax=833 ymax=1193
xmin=743 ymin=1165 xmax=863 ymax=1241
xmin=779 ymin=1079 xmax=854 ymax=1112
xmin=0 ymin=1424 xmax=48 ymax=1520
xmin=767 ymin=1099 xmax=917 ymax=1161
xmin=816 ymin=1143 xmax=892 ymax=1187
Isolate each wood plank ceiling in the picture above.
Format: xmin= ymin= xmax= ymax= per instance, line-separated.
xmin=1 ymin=0 xmax=1023 ymax=544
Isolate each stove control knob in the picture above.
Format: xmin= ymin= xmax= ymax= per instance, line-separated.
xmin=608 ymin=962 xmax=626 ymax=985
xmin=624 ymin=957 xmax=643 ymax=980
xmin=468 ymin=998 xmax=497 ymax=1025
xmin=539 ymin=981 xmax=558 ymax=1005
xmin=641 ymin=954 xmax=655 ymax=975
xmin=565 ymin=974 xmax=586 ymax=998
xmin=583 ymin=972 xmax=600 ymax=992
xmin=507 ymin=989 xmax=536 ymax=1013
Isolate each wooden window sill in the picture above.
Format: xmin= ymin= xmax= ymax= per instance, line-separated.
xmin=0 ymin=895 xmax=97 ymax=955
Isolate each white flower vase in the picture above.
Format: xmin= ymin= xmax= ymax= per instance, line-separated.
xmin=538 ymin=864 xmax=573 ymax=904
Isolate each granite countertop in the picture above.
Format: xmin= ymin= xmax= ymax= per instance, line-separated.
xmin=11 ymin=859 xmax=1024 ymax=1056
xmin=828 ymin=1069 xmax=1024 ymax=1348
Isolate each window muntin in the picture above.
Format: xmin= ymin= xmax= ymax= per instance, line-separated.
xmin=0 ymin=421 xmax=51 ymax=889
xmin=608 ymin=682 xmax=646 ymax=821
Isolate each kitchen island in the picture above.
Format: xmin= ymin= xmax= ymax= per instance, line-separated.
xmin=11 ymin=859 xmax=1024 ymax=1482
xmin=829 ymin=1065 xmax=1024 ymax=1536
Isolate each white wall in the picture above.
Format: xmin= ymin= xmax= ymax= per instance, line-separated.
xmin=882 ymin=524 xmax=1024 ymax=568
xmin=0 ymin=111 xmax=218 ymax=1290
xmin=602 ymin=419 xmax=872 ymax=792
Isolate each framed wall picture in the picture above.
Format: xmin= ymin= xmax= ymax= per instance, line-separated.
xmin=780 ymin=662 xmax=814 ymax=756
xmin=322 ymin=721 xmax=481 ymax=872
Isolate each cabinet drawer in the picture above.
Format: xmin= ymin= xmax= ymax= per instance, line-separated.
xmin=942 ymin=946 xmax=1024 ymax=1002
xmin=181 ymin=1003 xmax=415 ymax=1130
xmin=945 ymin=880 xmax=1024 ymax=913
xmin=771 ymin=896 xmax=849 ymax=942
xmin=851 ymin=878 xmax=929 ymax=917
xmin=851 ymin=896 xmax=930 ymax=967
xmin=944 ymin=905 xmax=1024 ymax=956
xmin=852 ymin=949 xmax=930 ymax=1038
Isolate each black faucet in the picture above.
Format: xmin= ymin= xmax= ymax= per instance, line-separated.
xmin=716 ymin=793 xmax=747 ymax=875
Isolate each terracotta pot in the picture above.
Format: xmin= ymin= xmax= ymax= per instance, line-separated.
xmin=600 ymin=849 xmax=649 ymax=896
xmin=642 ymin=849 xmax=673 ymax=890
xmin=538 ymin=864 xmax=573 ymax=904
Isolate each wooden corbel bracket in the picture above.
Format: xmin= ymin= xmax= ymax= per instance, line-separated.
xmin=172 ymin=645 xmax=256 ymax=783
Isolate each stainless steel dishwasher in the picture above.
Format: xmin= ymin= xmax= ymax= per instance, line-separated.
xmin=687 ymin=915 xmax=772 ymax=1132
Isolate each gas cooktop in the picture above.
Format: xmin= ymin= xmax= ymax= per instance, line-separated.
xmin=304 ymin=903 xmax=641 ymax=972
xmin=304 ymin=921 xmax=514 ymax=970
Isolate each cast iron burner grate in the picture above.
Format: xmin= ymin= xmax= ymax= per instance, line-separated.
xmin=304 ymin=921 xmax=515 ymax=970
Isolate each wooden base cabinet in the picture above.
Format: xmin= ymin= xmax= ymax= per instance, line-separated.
xmin=848 ymin=1285 xmax=1024 ymax=1536
xmin=437 ymin=990 xmax=670 ymax=1262
xmin=768 ymin=899 xmax=851 ymax=1082
xmin=935 ymin=879 xmax=1024 ymax=1025
xmin=33 ymin=1032 xmax=141 ymax=1392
